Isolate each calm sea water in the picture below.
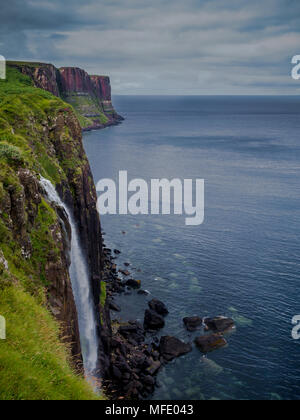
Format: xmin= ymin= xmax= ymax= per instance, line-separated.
xmin=83 ymin=96 xmax=300 ymax=400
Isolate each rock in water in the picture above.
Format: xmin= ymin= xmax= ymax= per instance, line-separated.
xmin=138 ymin=289 xmax=150 ymax=296
xmin=204 ymin=317 xmax=235 ymax=333
xmin=144 ymin=309 xmax=165 ymax=330
xmin=148 ymin=299 xmax=169 ymax=316
xmin=159 ymin=336 xmax=192 ymax=361
xmin=194 ymin=334 xmax=227 ymax=353
xmin=125 ymin=279 xmax=141 ymax=289
xmin=183 ymin=316 xmax=202 ymax=332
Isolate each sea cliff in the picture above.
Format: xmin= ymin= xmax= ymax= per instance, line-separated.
xmin=8 ymin=62 xmax=123 ymax=131
xmin=0 ymin=65 xmax=110 ymax=399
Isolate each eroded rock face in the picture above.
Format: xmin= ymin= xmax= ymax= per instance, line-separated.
xmin=0 ymin=165 xmax=83 ymax=371
xmin=90 ymin=75 xmax=111 ymax=101
xmin=32 ymin=65 xmax=61 ymax=97
xmin=9 ymin=62 xmax=60 ymax=97
xmin=59 ymin=67 xmax=95 ymax=95
xmin=44 ymin=215 xmax=82 ymax=371
xmin=58 ymin=67 xmax=123 ymax=129
xmin=47 ymin=109 xmax=111 ymax=377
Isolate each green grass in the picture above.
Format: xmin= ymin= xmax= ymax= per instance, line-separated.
xmin=0 ymin=286 xmax=100 ymax=400
xmin=100 ymin=282 xmax=107 ymax=308
xmin=62 ymin=93 xmax=109 ymax=128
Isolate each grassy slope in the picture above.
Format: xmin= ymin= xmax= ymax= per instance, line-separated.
xmin=0 ymin=67 xmax=100 ymax=400
xmin=62 ymin=93 xmax=109 ymax=128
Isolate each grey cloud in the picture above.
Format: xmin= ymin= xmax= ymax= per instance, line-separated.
xmin=0 ymin=0 xmax=299 ymax=94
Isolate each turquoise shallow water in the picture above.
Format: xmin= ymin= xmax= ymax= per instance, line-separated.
xmin=84 ymin=96 xmax=300 ymax=400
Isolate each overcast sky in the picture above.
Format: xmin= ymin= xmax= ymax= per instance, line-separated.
xmin=1 ymin=0 xmax=300 ymax=95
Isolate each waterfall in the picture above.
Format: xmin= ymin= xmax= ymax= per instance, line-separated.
xmin=40 ymin=177 xmax=99 ymax=383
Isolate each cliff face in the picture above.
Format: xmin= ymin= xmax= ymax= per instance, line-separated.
xmin=59 ymin=67 xmax=95 ymax=95
xmin=59 ymin=67 xmax=123 ymax=130
xmin=0 ymin=66 xmax=111 ymax=397
xmin=9 ymin=62 xmax=60 ymax=97
xmin=50 ymin=107 xmax=112 ymax=376
xmin=1 ymin=166 xmax=82 ymax=370
xmin=90 ymin=75 xmax=111 ymax=101
xmin=9 ymin=62 xmax=123 ymax=131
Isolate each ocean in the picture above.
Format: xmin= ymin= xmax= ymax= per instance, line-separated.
xmin=83 ymin=96 xmax=300 ymax=400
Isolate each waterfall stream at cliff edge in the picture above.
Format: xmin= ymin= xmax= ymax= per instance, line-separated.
xmin=40 ymin=177 xmax=99 ymax=384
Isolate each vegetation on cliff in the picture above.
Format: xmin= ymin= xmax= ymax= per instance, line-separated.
xmin=8 ymin=62 xmax=123 ymax=131
xmin=0 ymin=66 xmax=101 ymax=400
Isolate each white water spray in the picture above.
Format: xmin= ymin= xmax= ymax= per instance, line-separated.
xmin=40 ymin=177 xmax=99 ymax=381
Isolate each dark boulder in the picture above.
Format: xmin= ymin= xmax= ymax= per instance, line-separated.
xmin=194 ymin=334 xmax=227 ymax=353
xmin=148 ymin=299 xmax=169 ymax=316
xmin=125 ymin=279 xmax=141 ymax=289
xmin=114 ymin=249 xmax=121 ymax=255
xmin=159 ymin=336 xmax=192 ymax=361
xmin=183 ymin=316 xmax=202 ymax=332
xmin=144 ymin=309 xmax=165 ymax=330
xmin=204 ymin=317 xmax=235 ymax=333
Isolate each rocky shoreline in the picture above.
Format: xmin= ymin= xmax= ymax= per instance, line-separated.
xmin=100 ymin=238 xmax=236 ymax=400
